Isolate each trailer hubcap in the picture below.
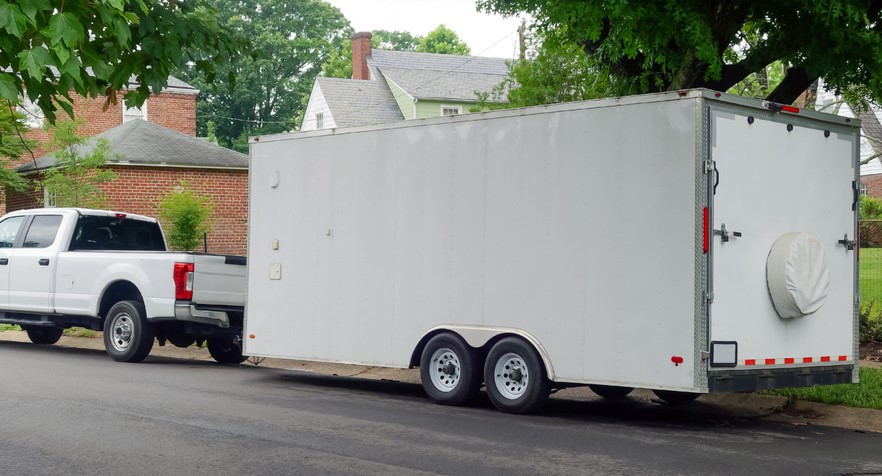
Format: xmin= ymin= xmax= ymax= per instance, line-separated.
xmin=110 ymin=314 xmax=134 ymax=352
xmin=494 ymin=353 xmax=529 ymax=400
xmin=429 ymin=348 xmax=461 ymax=392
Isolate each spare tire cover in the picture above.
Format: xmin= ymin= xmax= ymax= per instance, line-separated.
xmin=766 ymin=232 xmax=830 ymax=319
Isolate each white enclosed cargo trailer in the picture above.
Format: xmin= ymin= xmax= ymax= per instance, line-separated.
xmin=245 ymin=89 xmax=860 ymax=413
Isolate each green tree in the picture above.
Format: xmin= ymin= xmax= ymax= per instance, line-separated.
xmin=416 ymin=25 xmax=471 ymax=55
xmin=0 ymin=103 xmax=33 ymax=193
xmin=175 ymin=0 xmax=350 ymax=152
xmin=0 ymin=0 xmax=240 ymax=123
xmin=374 ymin=30 xmax=421 ymax=51
xmin=41 ymin=120 xmax=118 ymax=208
xmin=477 ymin=1 xmax=882 ymax=105
xmin=158 ymin=182 xmax=214 ymax=251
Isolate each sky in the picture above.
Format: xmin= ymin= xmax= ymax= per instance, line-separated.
xmin=323 ymin=0 xmax=523 ymax=59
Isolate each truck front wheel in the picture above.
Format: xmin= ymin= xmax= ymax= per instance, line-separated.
xmin=419 ymin=333 xmax=482 ymax=406
xmin=103 ymin=300 xmax=155 ymax=363
xmin=207 ymin=336 xmax=246 ymax=364
xmin=484 ymin=337 xmax=550 ymax=413
xmin=24 ymin=326 xmax=63 ymax=345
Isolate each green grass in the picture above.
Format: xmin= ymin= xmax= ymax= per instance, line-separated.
xmin=860 ymin=248 xmax=882 ymax=307
xmin=769 ymin=367 xmax=882 ymax=410
xmin=63 ymin=327 xmax=99 ymax=338
xmin=0 ymin=324 xmax=21 ymax=332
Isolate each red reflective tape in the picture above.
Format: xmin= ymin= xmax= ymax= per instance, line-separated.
xmin=764 ymin=358 xmax=776 ymax=365
xmin=784 ymin=358 xmax=795 ymax=364
xmin=702 ymin=207 xmax=709 ymax=253
xmin=781 ymin=105 xmax=800 ymax=113
xmin=745 ymin=359 xmax=756 ymax=366
xmin=803 ymin=357 xmax=813 ymax=363
xmin=820 ymin=356 xmax=831 ymax=362
xmin=838 ymin=355 xmax=847 ymax=361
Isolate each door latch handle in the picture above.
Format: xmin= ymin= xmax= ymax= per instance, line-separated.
xmin=713 ymin=223 xmax=742 ymax=243
xmin=0 ymin=258 xmax=7 ymax=265
xmin=38 ymin=258 xmax=49 ymax=266
xmin=838 ymin=233 xmax=856 ymax=251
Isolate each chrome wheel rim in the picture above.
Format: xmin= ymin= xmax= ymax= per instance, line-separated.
xmin=110 ymin=313 xmax=134 ymax=352
xmin=494 ymin=352 xmax=529 ymax=400
xmin=428 ymin=347 xmax=461 ymax=392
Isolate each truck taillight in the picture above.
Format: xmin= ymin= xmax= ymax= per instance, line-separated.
xmin=174 ymin=262 xmax=194 ymax=300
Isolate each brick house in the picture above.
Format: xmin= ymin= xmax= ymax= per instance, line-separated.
xmin=300 ymin=32 xmax=510 ymax=131
xmin=5 ymin=77 xmax=249 ymax=255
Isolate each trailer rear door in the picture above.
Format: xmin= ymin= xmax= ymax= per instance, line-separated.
xmin=707 ymin=105 xmax=857 ymax=387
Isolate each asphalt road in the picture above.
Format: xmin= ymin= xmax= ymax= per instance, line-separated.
xmin=1 ymin=341 xmax=881 ymax=475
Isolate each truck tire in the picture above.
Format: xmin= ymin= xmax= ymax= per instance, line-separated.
xmin=24 ymin=326 xmax=64 ymax=345
xmin=419 ymin=333 xmax=482 ymax=406
xmin=207 ymin=337 xmax=246 ymax=364
xmin=103 ymin=300 xmax=155 ymax=363
xmin=652 ymin=390 xmax=700 ymax=405
xmin=589 ymin=384 xmax=634 ymax=399
xmin=484 ymin=337 xmax=550 ymax=414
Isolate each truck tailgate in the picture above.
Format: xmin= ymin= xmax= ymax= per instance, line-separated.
xmin=191 ymin=255 xmax=247 ymax=307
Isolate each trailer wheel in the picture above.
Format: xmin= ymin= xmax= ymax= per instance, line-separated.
xmin=653 ymin=390 xmax=700 ymax=405
xmin=419 ymin=333 xmax=482 ymax=405
xmin=103 ymin=300 xmax=154 ymax=363
xmin=484 ymin=337 xmax=550 ymax=413
xmin=589 ymin=384 xmax=634 ymax=399
xmin=24 ymin=326 xmax=64 ymax=345
xmin=207 ymin=336 xmax=247 ymax=364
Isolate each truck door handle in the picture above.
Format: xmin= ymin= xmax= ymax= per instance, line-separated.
xmin=713 ymin=223 xmax=742 ymax=243
xmin=38 ymin=259 xmax=49 ymax=266
xmin=838 ymin=233 xmax=856 ymax=251
xmin=0 ymin=258 xmax=7 ymax=265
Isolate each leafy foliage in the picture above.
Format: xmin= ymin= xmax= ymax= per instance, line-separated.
xmin=417 ymin=25 xmax=471 ymax=55
xmin=862 ymin=196 xmax=882 ymax=220
xmin=40 ymin=120 xmax=118 ymax=208
xmin=477 ymin=0 xmax=882 ymax=105
xmin=0 ymin=102 xmax=33 ymax=192
xmin=0 ymin=0 xmax=240 ymax=123
xmin=158 ymin=182 xmax=214 ymax=252
xmin=175 ymin=0 xmax=350 ymax=152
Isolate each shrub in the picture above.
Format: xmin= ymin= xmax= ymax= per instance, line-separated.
xmin=158 ymin=182 xmax=215 ymax=251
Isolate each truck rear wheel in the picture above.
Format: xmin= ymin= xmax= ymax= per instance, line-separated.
xmin=589 ymin=384 xmax=634 ymax=399
xmin=419 ymin=333 xmax=482 ymax=406
xmin=104 ymin=300 xmax=154 ymax=363
xmin=207 ymin=336 xmax=246 ymax=364
xmin=24 ymin=326 xmax=64 ymax=345
xmin=484 ymin=337 xmax=550 ymax=413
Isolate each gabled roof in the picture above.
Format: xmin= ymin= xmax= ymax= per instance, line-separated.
xmin=367 ymin=50 xmax=509 ymax=101
xmin=861 ymin=109 xmax=882 ymax=155
xmin=17 ymin=119 xmax=247 ymax=172
xmin=317 ymin=77 xmax=404 ymax=128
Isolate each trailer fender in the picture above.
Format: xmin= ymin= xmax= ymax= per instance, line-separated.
xmin=414 ymin=325 xmax=556 ymax=381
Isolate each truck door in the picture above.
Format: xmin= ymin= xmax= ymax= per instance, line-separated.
xmin=707 ymin=108 xmax=856 ymax=372
xmin=0 ymin=216 xmax=26 ymax=308
xmin=8 ymin=214 xmax=63 ymax=313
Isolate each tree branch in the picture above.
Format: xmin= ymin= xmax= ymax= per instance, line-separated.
xmin=765 ymin=65 xmax=817 ymax=105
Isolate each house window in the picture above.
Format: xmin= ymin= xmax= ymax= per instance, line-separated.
xmin=44 ymin=188 xmax=57 ymax=208
xmin=860 ymin=181 xmax=868 ymax=197
xmin=17 ymin=95 xmax=44 ymax=128
xmin=316 ymin=113 xmax=324 ymax=129
xmin=123 ymin=98 xmax=148 ymax=123
xmin=441 ymin=105 xmax=462 ymax=116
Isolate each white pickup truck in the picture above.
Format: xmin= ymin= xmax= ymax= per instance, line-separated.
xmin=0 ymin=208 xmax=247 ymax=364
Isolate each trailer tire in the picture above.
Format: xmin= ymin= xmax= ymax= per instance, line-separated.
xmin=419 ymin=333 xmax=482 ymax=406
xmin=207 ymin=337 xmax=247 ymax=364
xmin=24 ymin=326 xmax=63 ymax=345
xmin=103 ymin=300 xmax=154 ymax=363
xmin=652 ymin=390 xmax=700 ymax=405
xmin=484 ymin=337 xmax=550 ymax=413
xmin=589 ymin=384 xmax=634 ymax=399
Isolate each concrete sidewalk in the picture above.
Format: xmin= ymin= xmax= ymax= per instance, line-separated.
xmin=3 ymin=330 xmax=881 ymax=433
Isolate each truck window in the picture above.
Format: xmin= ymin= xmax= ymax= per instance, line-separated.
xmin=0 ymin=216 xmax=25 ymax=248
xmin=70 ymin=215 xmax=166 ymax=251
xmin=22 ymin=215 xmax=63 ymax=248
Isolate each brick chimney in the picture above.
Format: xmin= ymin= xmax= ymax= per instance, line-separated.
xmin=351 ymin=31 xmax=372 ymax=80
